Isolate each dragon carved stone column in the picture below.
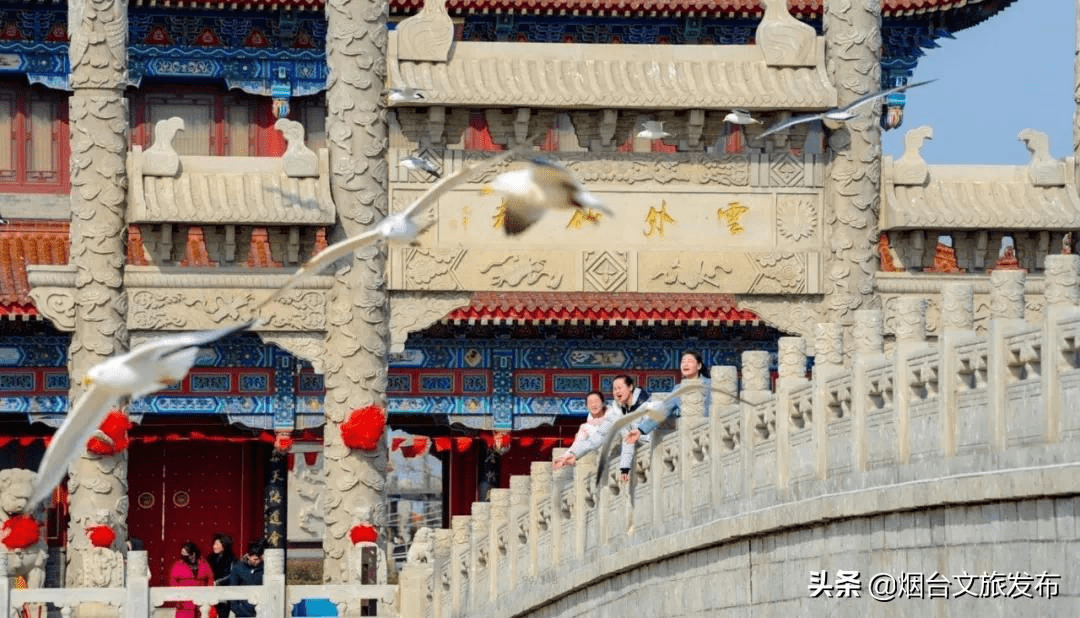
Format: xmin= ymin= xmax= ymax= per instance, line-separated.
xmin=65 ymin=0 xmax=130 ymax=588
xmin=822 ymin=0 xmax=883 ymax=326
xmin=322 ymin=0 xmax=391 ymax=591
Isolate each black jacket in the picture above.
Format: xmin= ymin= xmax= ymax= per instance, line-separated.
xmin=227 ymin=558 xmax=264 ymax=617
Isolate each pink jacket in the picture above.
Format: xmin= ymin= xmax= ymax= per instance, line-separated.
xmin=168 ymin=559 xmax=214 ymax=618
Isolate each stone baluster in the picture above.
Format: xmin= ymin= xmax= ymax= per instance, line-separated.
xmin=775 ymin=337 xmax=807 ymax=493
xmin=488 ymin=488 xmax=510 ymax=603
xmin=893 ymin=298 xmax=927 ymax=464
xmin=990 ymin=269 xmax=1027 ymax=320
xmin=529 ymin=461 xmax=553 ymax=578
xmin=941 ymin=284 xmax=975 ymax=457
xmin=742 ymin=350 xmax=776 ymax=502
xmin=432 ymin=528 xmax=453 ymax=618
xmin=449 ymin=515 xmax=470 ymax=615
xmin=469 ymin=502 xmax=491 ymax=608
xmin=813 ymin=324 xmax=844 ymax=486
xmin=850 ymin=310 xmax=883 ymax=475
xmin=894 ymin=297 xmax=928 ymax=347
xmin=124 ymin=551 xmax=150 ymax=618
xmin=852 ymin=310 xmax=884 ymax=356
xmin=709 ymin=366 xmax=742 ymax=512
xmin=1043 ymin=255 xmax=1080 ymax=442
xmin=263 ymin=549 xmax=285 ymax=618
xmin=572 ymin=453 xmax=594 ymax=560
xmin=678 ymin=376 xmax=707 ymax=419
xmin=508 ymin=475 xmax=530 ymax=590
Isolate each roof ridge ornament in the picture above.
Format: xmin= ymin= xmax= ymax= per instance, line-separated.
xmin=755 ymin=0 xmax=816 ymax=67
xmin=143 ymin=117 xmax=184 ymax=177
xmin=396 ymin=0 xmax=454 ymax=62
xmin=1018 ymin=129 xmax=1066 ymax=187
xmin=275 ymin=118 xmax=319 ymax=178
xmin=892 ymin=125 xmax=932 ymax=186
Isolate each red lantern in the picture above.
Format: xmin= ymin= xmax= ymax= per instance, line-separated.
xmin=1 ymin=515 xmax=40 ymax=549
xmin=86 ymin=525 xmax=116 ymax=548
xmin=274 ymin=432 xmax=293 ymax=453
xmin=349 ymin=524 xmax=378 ymax=544
xmin=86 ymin=411 xmax=130 ymax=456
xmin=340 ymin=405 xmax=385 ymax=451
xmin=493 ymin=432 xmax=512 ymax=455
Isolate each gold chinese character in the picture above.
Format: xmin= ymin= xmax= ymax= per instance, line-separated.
xmin=491 ymin=201 xmax=508 ymax=230
xmin=717 ymin=201 xmax=749 ymax=235
xmin=643 ymin=201 xmax=676 ymax=237
xmin=566 ymin=208 xmax=604 ymax=230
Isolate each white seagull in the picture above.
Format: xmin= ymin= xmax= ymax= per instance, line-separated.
xmin=483 ymin=158 xmax=613 ymax=236
xmin=27 ymin=320 xmax=256 ymax=511
xmin=400 ymin=155 xmax=441 ymax=179
xmin=259 ymin=144 xmax=533 ymax=308
xmin=387 ymin=88 xmax=425 ymax=104
xmin=636 ymin=121 xmax=671 ymax=140
xmin=593 ymin=381 xmax=708 ymax=487
xmin=724 ymin=109 xmax=760 ymax=125
xmin=756 ymin=79 xmax=937 ymax=141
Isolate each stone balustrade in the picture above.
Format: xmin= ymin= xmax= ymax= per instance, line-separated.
xmin=0 ymin=548 xmax=398 ymax=617
xmin=401 ymin=254 xmax=1080 ymax=617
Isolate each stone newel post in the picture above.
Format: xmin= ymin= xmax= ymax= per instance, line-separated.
xmin=66 ymin=0 xmax=130 ymax=587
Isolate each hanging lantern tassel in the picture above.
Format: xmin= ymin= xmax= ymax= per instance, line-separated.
xmin=86 ymin=525 xmax=116 ymax=548
xmin=86 ymin=410 xmax=131 ymax=456
xmin=1 ymin=515 xmax=40 ymax=550
xmin=340 ymin=405 xmax=386 ymax=451
xmin=349 ymin=524 xmax=378 ymax=545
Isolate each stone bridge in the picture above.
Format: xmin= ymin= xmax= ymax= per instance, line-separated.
xmin=396 ymin=255 xmax=1080 ymax=617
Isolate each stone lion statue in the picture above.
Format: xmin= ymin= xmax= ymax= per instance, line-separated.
xmin=0 ymin=468 xmax=48 ymax=587
xmin=406 ymin=527 xmax=433 ymax=564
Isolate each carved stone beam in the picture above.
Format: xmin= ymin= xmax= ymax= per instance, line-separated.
xmin=389 ymin=291 xmax=473 ymax=354
xmin=26 ymin=264 xmax=77 ymax=331
xmin=685 ymin=109 xmax=706 ymax=151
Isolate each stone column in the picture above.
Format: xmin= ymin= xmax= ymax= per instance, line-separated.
xmin=822 ymin=0 xmax=883 ymax=322
xmin=322 ymin=0 xmax=390 ymax=586
xmin=264 ymin=450 xmax=288 ymax=548
xmin=66 ymin=0 xmax=129 ymax=588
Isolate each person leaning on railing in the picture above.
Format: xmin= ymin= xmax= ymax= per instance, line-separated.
xmin=624 ymin=351 xmax=711 ymax=448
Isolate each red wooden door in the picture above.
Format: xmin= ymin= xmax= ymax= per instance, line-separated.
xmin=128 ymin=441 xmax=266 ymax=586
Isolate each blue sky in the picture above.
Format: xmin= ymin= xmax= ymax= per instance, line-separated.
xmin=881 ymin=0 xmax=1074 ymax=164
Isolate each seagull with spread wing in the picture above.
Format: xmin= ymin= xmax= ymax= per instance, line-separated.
xmin=387 ymin=88 xmax=425 ymax=104
xmin=483 ymin=158 xmax=612 ymax=235
xmin=259 ymin=145 xmax=531 ymax=309
xmin=593 ymin=381 xmax=708 ymax=487
xmin=400 ymin=155 xmax=441 ymax=179
xmin=724 ymin=109 xmax=760 ymax=125
xmin=756 ymin=79 xmax=936 ymax=141
xmin=27 ymin=320 xmax=256 ymax=511
xmin=636 ymin=120 xmax=671 ymax=140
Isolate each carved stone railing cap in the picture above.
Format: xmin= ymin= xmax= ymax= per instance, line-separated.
xmin=388 ymin=34 xmax=836 ymax=110
xmin=881 ymin=162 xmax=1080 ymax=231
xmin=128 ymin=149 xmax=336 ymax=225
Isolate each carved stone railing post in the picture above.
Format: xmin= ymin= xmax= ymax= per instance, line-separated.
xmin=813 ymin=324 xmax=844 ymax=484
xmin=432 ymin=528 xmax=453 ymax=618
xmin=488 ymin=488 xmax=509 ymax=603
xmin=742 ymin=350 xmax=776 ymax=505
xmin=124 ymin=551 xmax=150 ymax=618
xmin=449 ymin=515 xmax=470 ymax=615
xmin=822 ymin=0 xmax=882 ymax=323
xmin=469 ymin=502 xmax=490 ymax=608
xmin=709 ymin=366 xmax=743 ymax=516
xmin=676 ymin=377 xmax=709 ymax=524
xmin=1043 ymin=255 xmax=1080 ymax=442
xmin=941 ymin=284 xmax=976 ymax=457
xmin=528 ymin=462 xmax=552 ymax=578
xmin=893 ymin=297 xmax=927 ymax=465
xmin=850 ymin=310 xmax=883 ymax=475
xmin=508 ymin=475 xmax=531 ymax=589
xmin=572 ymin=453 xmax=593 ymax=560
xmin=66 ymin=0 xmax=131 ymax=589
xmin=263 ymin=549 xmax=285 ymax=618
xmin=775 ymin=337 xmax=807 ymax=492
xmin=323 ymin=0 xmax=390 ymax=590
xmin=989 ymin=269 xmax=1028 ymax=451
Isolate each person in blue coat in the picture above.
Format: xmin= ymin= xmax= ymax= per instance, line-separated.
xmin=227 ymin=539 xmax=266 ymax=617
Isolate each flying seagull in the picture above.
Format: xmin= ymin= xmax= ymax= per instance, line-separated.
xmin=258 ymin=143 xmax=535 ymax=309
xmin=387 ymin=88 xmax=425 ymax=104
xmin=483 ymin=158 xmax=613 ymax=236
xmin=636 ymin=121 xmax=671 ymax=140
xmin=756 ymin=79 xmax=937 ymax=141
xmin=724 ymin=110 xmax=759 ymax=125
xmin=400 ymin=155 xmax=441 ymax=179
xmin=27 ymin=320 xmax=256 ymax=511
xmin=592 ymin=381 xmax=708 ymax=487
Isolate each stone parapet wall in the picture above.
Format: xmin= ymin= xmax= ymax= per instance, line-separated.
xmin=399 ymin=254 xmax=1080 ymax=617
